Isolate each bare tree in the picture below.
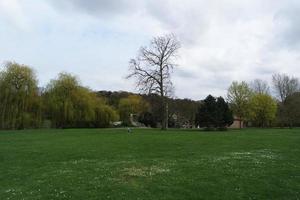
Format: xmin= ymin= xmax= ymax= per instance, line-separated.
xmin=127 ymin=34 xmax=180 ymax=130
xmin=272 ymin=73 xmax=299 ymax=102
xmin=250 ymin=79 xmax=270 ymax=95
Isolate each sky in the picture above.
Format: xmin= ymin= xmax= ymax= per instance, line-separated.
xmin=1 ymin=0 xmax=300 ymax=100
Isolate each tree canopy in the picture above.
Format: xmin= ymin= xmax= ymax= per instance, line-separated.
xmin=118 ymin=95 xmax=149 ymax=126
xmin=43 ymin=73 xmax=118 ymax=128
xmin=250 ymin=79 xmax=270 ymax=95
xmin=279 ymin=92 xmax=300 ymax=127
xmin=249 ymin=94 xmax=277 ymax=127
xmin=127 ymin=34 xmax=180 ymax=129
xmin=0 ymin=62 xmax=41 ymax=129
xmin=195 ymin=95 xmax=233 ymax=130
xmin=227 ymin=81 xmax=252 ymax=128
xmin=1 ymin=61 xmax=300 ymax=130
xmin=272 ymin=73 xmax=299 ymax=102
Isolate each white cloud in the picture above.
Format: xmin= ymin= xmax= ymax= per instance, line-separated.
xmin=0 ymin=0 xmax=30 ymax=30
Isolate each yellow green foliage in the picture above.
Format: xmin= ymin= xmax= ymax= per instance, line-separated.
xmin=43 ymin=73 xmax=118 ymax=128
xmin=0 ymin=62 xmax=41 ymax=129
xmin=249 ymin=94 xmax=277 ymax=127
xmin=118 ymin=95 xmax=149 ymax=125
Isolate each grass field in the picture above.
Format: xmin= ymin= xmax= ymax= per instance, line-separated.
xmin=0 ymin=128 xmax=299 ymax=200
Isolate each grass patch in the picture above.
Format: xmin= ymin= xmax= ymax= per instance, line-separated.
xmin=0 ymin=128 xmax=299 ymax=199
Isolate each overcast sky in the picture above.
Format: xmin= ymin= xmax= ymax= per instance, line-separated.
xmin=1 ymin=0 xmax=300 ymax=100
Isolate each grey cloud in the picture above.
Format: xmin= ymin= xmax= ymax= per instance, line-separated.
xmin=273 ymin=1 xmax=300 ymax=49
xmin=48 ymin=0 xmax=209 ymax=45
xmin=143 ymin=1 xmax=209 ymax=45
xmin=48 ymin=0 xmax=138 ymax=16
xmin=175 ymin=68 xmax=198 ymax=79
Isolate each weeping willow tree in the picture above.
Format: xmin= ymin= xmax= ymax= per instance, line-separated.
xmin=43 ymin=73 xmax=118 ymax=128
xmin=0 ymin=62 xmax=41 ymax=129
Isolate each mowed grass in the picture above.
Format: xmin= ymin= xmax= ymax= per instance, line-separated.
xmin=0 ymin=128 xmax=299 ymax=200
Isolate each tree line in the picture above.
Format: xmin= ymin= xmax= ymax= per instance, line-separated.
xmin=1 ymin=34 xmax=300 ymax=130
xmin=226 ymin=76 xmax=300 ymax=128
xmin=188 ymin=75 xmax=300 ymax=130
xmin=0 ymin=62 xmax=118 ymax=129
xmin=0 ymin=61 xmax=199 ymax=130
xmin=126 ymin=34 xmax=300 ymax=129
xmin=0 ymin=61 xmax=299 ymax=130
xmin=97 ymin=91 xmax=199 ymax=128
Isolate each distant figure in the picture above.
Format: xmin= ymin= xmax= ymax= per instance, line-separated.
xmin=127 ymin=128 xmax=132 ymax=134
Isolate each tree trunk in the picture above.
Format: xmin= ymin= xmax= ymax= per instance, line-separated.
xmin=239 ymin=117 xmax=242 ymax=129
xmin=161 ymin=97 xmax=167 ymax=130
xmin=159 ymin=64 xmax=167 ymax=130
xmin=166 ymin=102 xmax=168 ymax=129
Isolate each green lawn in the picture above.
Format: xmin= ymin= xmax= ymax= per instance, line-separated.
xmin=0 ymin=128 xmax=299 ymax=200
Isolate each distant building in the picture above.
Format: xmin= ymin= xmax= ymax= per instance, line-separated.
xmin=229 ymin=117 xmax=244 ymax=129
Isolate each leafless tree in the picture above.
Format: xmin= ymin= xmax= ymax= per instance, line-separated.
xmin=272 ymin=73 xmax=299 ymax=102
xmin=250 ymin=79 xmax=270 ymax=95
xmin=127 ymin=34 xmax=180 ymax=130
